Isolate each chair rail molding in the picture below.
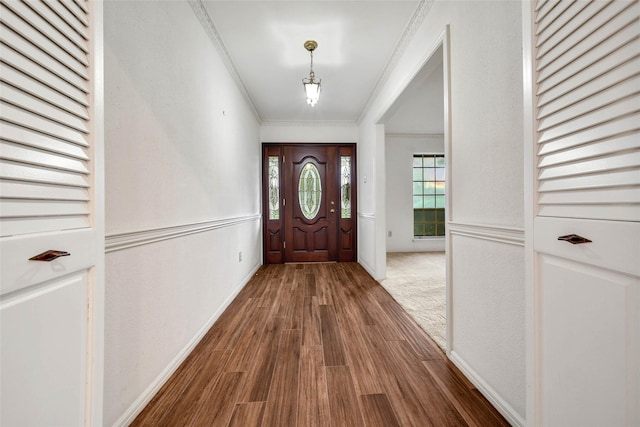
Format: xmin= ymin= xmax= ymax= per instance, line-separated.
xmin=105 ymin=214 xmax=262 ymax=253
xmin=448 ymin=222 xmax=525 ymax=246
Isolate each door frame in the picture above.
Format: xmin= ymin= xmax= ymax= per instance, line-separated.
xmin=262 ymin=143 xmax=357 ymax=264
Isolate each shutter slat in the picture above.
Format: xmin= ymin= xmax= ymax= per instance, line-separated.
xmin=40 ymin=0 xmax=89 ymax=39
xmin=539 ymin=187 xmax=640 ymax=205
xmin=538 ymin=150 xmax=640 ymax=181
xmin=0 ymin=62 xmax=89 ymax=120
xmin=0 ymin=216 xmax=89 ymax=237
xmin=537 ymin=18 xmax=638 ymax=90
xmin=72 ymin=0 xmax=88 ymax=14
xmin=538 ymin=76 xmax=640 ymax=131
xmin=2 ymin=5 xmax=89 ymax=80
xmin=59 ymin=0 xmax=89 ymax=27
xmin=0 ymin=140 xmax=89 ymax=174
xmin=538 ymin=57 xmax=639 ymax=118
xmin=538 ymin=115 xmax=639 ymax=155
xmin=0 ymin=199 xmax=89 ymax=218
xmin=539 ymin=133 xmax=640 ymax=168
xmin=0 ymin=45 xmax=89 ymax=106
xmin=537 ymin=1 xmax=634 ymax=72
xmin=538 ymin=169 xmax=640 ymax=192
xmin=3 ymin=1 xmax=88 ymax=59
xmin=0 ymin=25 xmax=88 ymax=93
xmin=1 ymin=83 xmax=89 ymax=134
xmin=1 ymin=102 xmax=89 ymax=146
xmin=0 ymin=121 xmax=88 ymax=160
xmin=536 ymin=0 xmax=561 ymax=23
xmin=0 ymin=180 xmax=88 ymax=201
xmin=536 ymin=0 xmax=575 ymax=35
xmin=22 ymin=0 xmax=88 ymax=45
xmin=0 ymin=160 xmax=88 ymax=187
xmin=538 ymin=205 xmax=639 ymax=222
xmin=538 ymin=95 xmax=640 ymax=144
xmin=536 ymin=0 xmax=591 ymax=48
xmin=0 ymin=0 xmax=90 ymax=237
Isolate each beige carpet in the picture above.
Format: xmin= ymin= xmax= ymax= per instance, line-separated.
xmin=379 ymin=252 xmax=446 ymax=350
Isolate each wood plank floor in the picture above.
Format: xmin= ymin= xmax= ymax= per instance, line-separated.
xmin=131 ymin=263 xmax=509 ymax=427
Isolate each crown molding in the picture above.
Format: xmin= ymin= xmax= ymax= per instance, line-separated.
xmin=357 ymin=0 xmax=434 ymax=124
xmin=189 ymin=0 xmax=263 ymax=123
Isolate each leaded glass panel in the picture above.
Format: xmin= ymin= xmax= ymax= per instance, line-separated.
xmin=268 ymin=156 xmax=280 ymax=220
xmin=341 ymin=156 xmax=351 ymax=218
xmin=299 ymin=162 xmax=321 ymax=219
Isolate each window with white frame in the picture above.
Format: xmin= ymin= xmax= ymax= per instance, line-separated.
xmin=413 ymin=154 xmax=445 ymax=237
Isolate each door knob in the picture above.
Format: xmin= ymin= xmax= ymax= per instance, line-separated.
xmin=557 ymin=234 xmax=592 ymax=244
xmin=29 ymin=250 xmax=70 ymax=261
xmin=330 ymin=209 xmax=335 ymax=213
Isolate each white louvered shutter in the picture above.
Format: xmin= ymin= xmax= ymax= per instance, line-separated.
xmin=0 ymin=0 xmax=92 ymax=237
xmin=535 ymin=0 xmax=640 ymax=222
xmin=0 ymin=1 xmax=103 ymax=425
xmin=531 ymin=1 xmax=640 ymax=425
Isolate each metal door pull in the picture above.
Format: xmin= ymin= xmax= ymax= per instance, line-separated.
xmin=557 ymin=234 xmax=592 ymax=244
xmin=29 ymin=250 xmax=71 ymax=261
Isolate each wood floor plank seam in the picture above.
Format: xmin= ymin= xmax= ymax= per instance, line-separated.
xmin=131 ymin=263 xmax=508 ymax=427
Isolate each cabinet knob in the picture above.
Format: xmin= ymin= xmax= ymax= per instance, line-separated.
xmin=557 ymin=234 xmax=592 ymax=244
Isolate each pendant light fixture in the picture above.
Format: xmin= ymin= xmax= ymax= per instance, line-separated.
xmin=302 ymin=40 xmax=321 ymax=106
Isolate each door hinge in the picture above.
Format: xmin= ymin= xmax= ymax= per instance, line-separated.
xmin=283 ymin=155 xmax=285 ymax=163
xmin=283 ymin=241 xmax=286 ymax=248
xmin=283 ymin=198 xmax=286 ymax=206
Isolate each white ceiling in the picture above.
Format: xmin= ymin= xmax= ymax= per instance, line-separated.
xmin=382 ymin=45 xmax=444 ymax=134
xmin=201 ymin=1 xmax=422 ymax=123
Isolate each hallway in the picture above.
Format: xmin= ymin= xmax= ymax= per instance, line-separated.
xmin=132 ymin=263 xmax=507 ymax=426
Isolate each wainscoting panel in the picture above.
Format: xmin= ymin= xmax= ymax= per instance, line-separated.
xmin=447 ymin=222 xmax=525 ymax=426
xmin=105 ymin=215 xmax=261 ymax=426
xmin=357 ymin=213 xmax=376 ymax=277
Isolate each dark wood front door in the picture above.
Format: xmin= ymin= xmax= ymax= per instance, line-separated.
xmin=263 ymin=144 xmax=356 ymax=263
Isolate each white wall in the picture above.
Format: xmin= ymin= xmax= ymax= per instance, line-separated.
xmin=103 ymin=2 xmax=261 ymax=425
xmin=385 ymin=134 xmax=445 ymax=252
xmin=358 ymin=1 xmax=525 ymax=424
xmin=260 ymin=121 xmax=358 ymax=143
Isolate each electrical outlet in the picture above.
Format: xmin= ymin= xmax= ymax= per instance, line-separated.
xmin=238 ymin=251 xmax=242 ymax=262
xmin=388 ymin=231 xmax=392 ymax=237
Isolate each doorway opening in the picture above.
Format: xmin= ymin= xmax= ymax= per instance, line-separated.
xmin=262 ymin=143 xmax=357 ymax=264
xmin=378 ymin=39 xmax=449 ymax=351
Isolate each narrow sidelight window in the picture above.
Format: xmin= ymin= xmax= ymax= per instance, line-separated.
xmin=341 ymin=156 xmax=351 ymax=219
xmin=268 ymin=156 xmax=280 ymax=220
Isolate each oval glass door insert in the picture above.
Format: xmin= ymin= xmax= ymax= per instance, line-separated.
xmin=299 ymin=162 xmax=322 ymax=219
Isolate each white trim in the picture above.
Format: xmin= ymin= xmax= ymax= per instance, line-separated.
xmin=521 ymin=1 xmax=536 ymax=426
xmin=105 ymin=214 xmax=262 ymax=253
xmin=357 ymin=0 xmax=434 ymax=123
xmin=188 ymin=0 xmax=261 ymax=122
xmin=261 ymin=120 xmax=358 ymax=128
xmin=450 ymin=351 xmax=525 ymax=427
xmin=357 ymin=212 xmax=377 ymax=278
xmin=358 ymin=212 xmax=376 ymax=220
xmin=111 ymin=262 xmax=262 ymax=427
xmin=88 ymin=0 xmax=105 ymax=424
xmin=386 ymin=133 xmax=444 ymax=139
xmin=448 ymin=222 xmax=525 ymax=247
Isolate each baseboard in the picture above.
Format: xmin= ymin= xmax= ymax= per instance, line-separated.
xmin=449 ymin=350 xmax=525 ymax=427
xmin=111 ymin=261 xmax=262 ymax=427
xmin=358 ymin=257 xmax=376 ymax=279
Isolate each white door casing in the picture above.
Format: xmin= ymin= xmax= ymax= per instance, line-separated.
xmin=524 ymin=1 xmax=640 ymax=426
xmin=0 ymin=0 xmax=104 ymax=425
